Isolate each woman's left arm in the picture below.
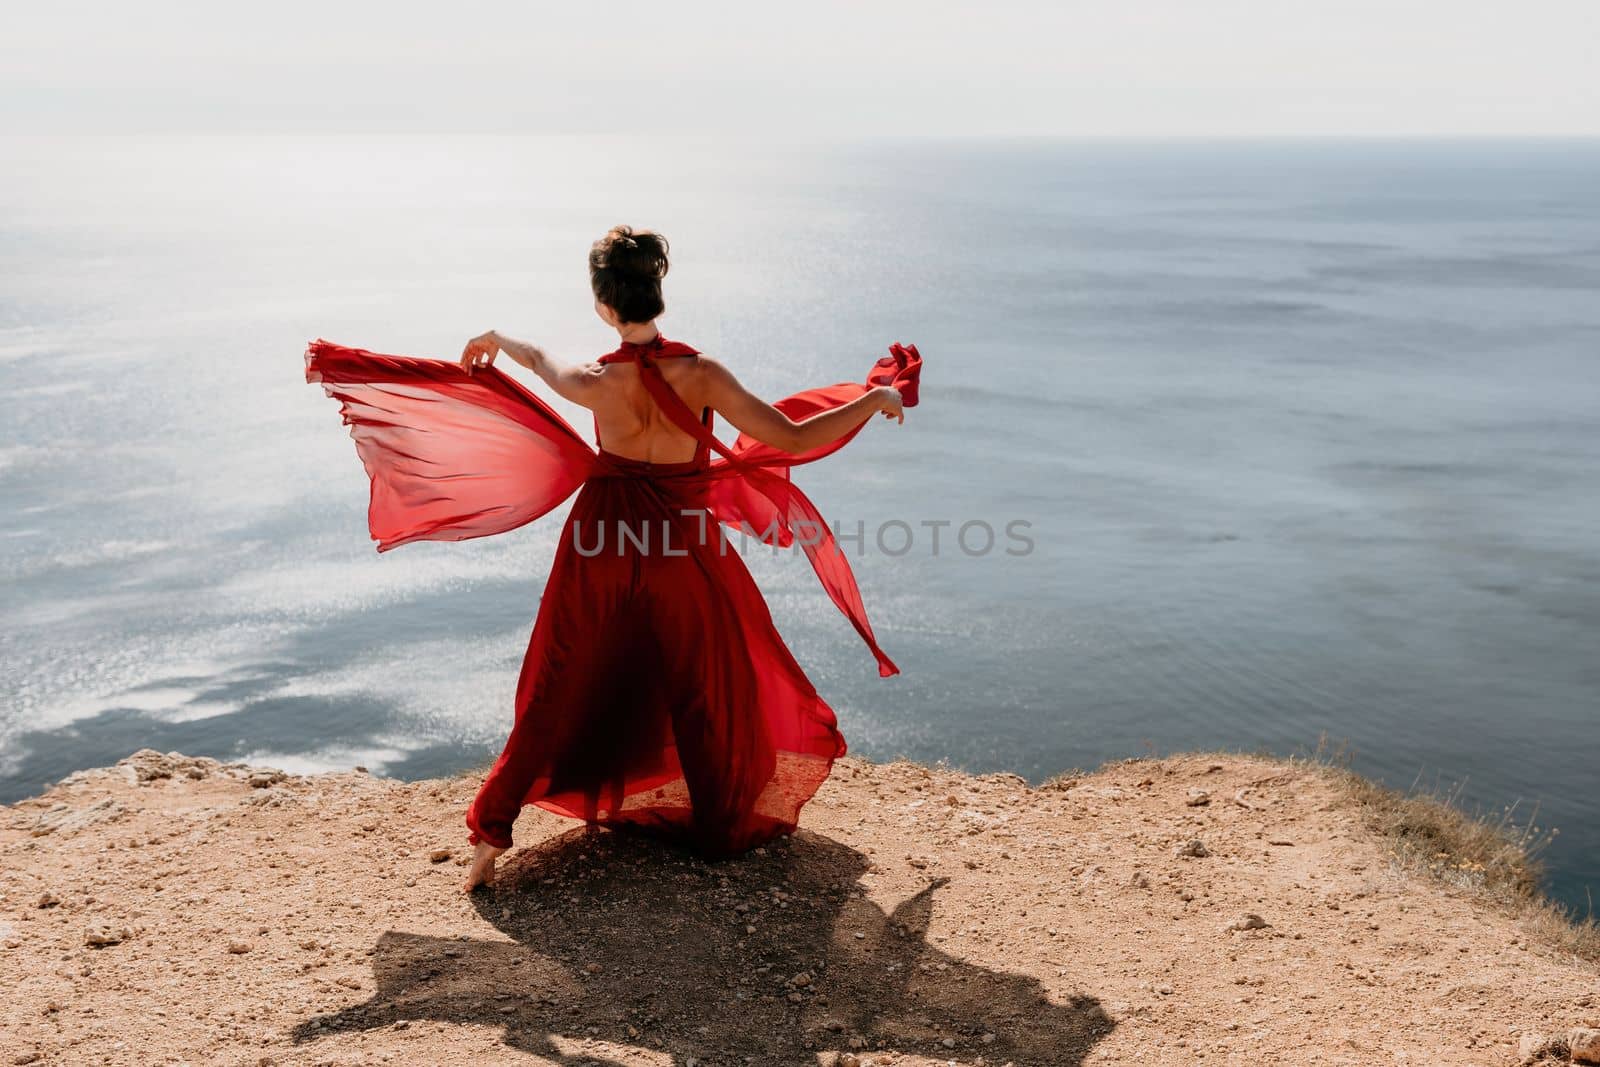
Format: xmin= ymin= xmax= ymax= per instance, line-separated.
xmin=460 ymin=330 xmax=601 ymax=407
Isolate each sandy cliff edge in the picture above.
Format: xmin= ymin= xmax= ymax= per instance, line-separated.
xmin=2 ymin=749 xmax=1596 ymax=1067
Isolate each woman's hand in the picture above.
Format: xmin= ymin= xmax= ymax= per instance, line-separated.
xmin=872 ymin=385 xmax=905 ymax=424
xmin=460 ymin=331 xmax=501 ymax=374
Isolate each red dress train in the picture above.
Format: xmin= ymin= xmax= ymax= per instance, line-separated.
xmin=305 ymin=334 xmax=921 ymax=858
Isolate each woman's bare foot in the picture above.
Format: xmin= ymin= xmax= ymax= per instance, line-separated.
xmin=464 ymin=841 xmax=506 ymax=893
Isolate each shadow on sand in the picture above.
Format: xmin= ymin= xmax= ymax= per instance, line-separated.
xmin=292 ymin=827 xmax=1112 ymax=1065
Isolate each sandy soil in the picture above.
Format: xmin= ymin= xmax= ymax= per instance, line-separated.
xmin=1 ymin=749 xmax=1595 ymax=1066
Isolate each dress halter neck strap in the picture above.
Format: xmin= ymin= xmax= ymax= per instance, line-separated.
xmin=597 ymin=334 xmax=701 ymax=364
xmin=591 ymin=334 xmax=713 ymax=464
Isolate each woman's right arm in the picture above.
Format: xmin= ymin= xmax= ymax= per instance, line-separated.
xmin=460 ymin=330 xmax=603 ymax=408
xmin=698 ymin=356 xmax=904 ymax=455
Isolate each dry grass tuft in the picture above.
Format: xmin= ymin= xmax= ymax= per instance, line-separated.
xmin=1296 ymin=734 xmax=1600 ymax=965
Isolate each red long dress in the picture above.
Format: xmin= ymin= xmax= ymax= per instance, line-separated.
xmin=305 ymin=334 xmax=921 ymax=858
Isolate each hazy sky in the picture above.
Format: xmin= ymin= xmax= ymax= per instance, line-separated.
xmin=4 ymin=1 xmax=1597 ymax=136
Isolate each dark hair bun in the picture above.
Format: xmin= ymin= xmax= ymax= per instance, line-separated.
xmin=589 ymin=226 xmax=670 ymax=323
xmin=595 ymin=226 xmax=668 ymax=279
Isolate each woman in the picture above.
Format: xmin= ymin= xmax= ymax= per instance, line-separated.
xmin=305 ymin=226 xmax=920 ymax=892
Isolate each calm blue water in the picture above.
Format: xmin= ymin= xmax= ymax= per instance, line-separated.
xmin=2 ymin=136 xmax=1596 ymax=911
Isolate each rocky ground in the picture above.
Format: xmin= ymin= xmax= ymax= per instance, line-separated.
xmin=1 ymin=749 xmax=1596 ymax=1066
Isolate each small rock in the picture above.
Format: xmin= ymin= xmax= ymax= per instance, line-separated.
xmin=584 ymin=962 xmax=602 ymax=974
xmin=1571 ymin=1027 xmax=1600 ymax=1065
xmin=120 ymin=749 xmax=175 ymax=782
xmin=84 ymin=925 xmax=127 ymax=947
xmin=30 ymin=797 xmax=125 ymax=837
xmin=14 ymin=1053 xmax=43 ymax=1065
xmin=1519 ymin=1031 xmax=1553 ymax=1062
xmin=1185 ymin=789 xmax=1211 ymax=807
xmin=36 ymin=892 xmax=60 ymax=909
xmin=1225 ymin=914 xmax=1271 ymax=934
xmin=837 ymin=1054 xmax=860 ymax=1067
xmin=248 ymin=770 xmax=286 ymax=789
xmin=1154 ymin=983 xmax=1175 ymax=995
xmin=1176 ymin=839 xmax=1210 ymax=858
xmin=228 ymin=941 xmax=253 ymax=954
xmin=428 ymin=848 xmax=452 ymax=864
xmin=1129 ymin=871 xmax=1151 ymax=889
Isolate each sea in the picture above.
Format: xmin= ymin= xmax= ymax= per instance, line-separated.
xmin=2 ymin=135 xmax=1596 ymax=912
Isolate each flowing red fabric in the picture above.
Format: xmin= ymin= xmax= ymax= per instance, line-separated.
xmin=305 ymin=335 xmax=921 ymax=857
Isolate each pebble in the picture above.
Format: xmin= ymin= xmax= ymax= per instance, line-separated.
xmin=228 ymin=941 xmax=253 ymax=954
xmin=1185 ymin=789 xmax=1212 ymax=807
xmin=1519 ymin=1031 xmax=1554 ymax=1061
xmin=29 ymin=798 xmax=125 ymax=837
xmin=428 ymin=848 xmax=452 ymax=864
xmin=84 ymin=925 xmax=127 ymax=947
xmin=1571 ymin=1027 xmax=1600 ymax=1065
xmin=36 ymin=892 xmax=59 ymax=909
xmin=1176 ymin=839 xmax=1210 ymax=858
xmin=1225 ymin=914 xmax=1271 ymax=934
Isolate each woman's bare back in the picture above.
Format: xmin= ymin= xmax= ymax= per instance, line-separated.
xmin=587 ymin=357 xmax=710 ymax=463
